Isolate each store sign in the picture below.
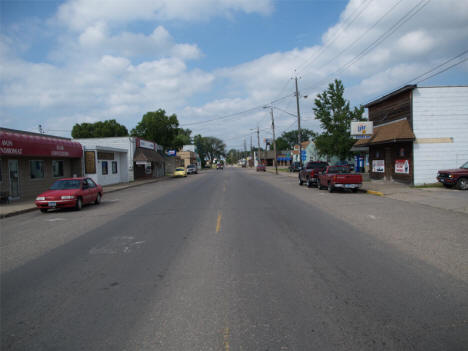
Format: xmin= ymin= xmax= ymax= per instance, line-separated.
xmin=351 ymin=121 xmax=373 ymax=139
xmin=85 ymin=151 xmax=96 ymax=174
xmin=372 ymin=160 xmax=384 ymax=173
xmin=139 ymin=139 xmax=155 ymax=150
xmin=166 ymin=150 xmax=177 ymax=156
xmin=395 ymin=159 xmax=409 ymax=174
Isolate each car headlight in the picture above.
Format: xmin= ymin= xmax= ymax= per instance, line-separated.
xmin=448 ymin=174 xmax=453 ymax=178
xmin=61 ymin=195 xmax=75 ymax=200
xmin=36 ymin=196 xmax=45 ymax=201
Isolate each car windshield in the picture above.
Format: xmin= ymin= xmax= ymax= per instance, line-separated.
xmin=50 ymin=179 xmax=81 ymax=190
xmin=461 ymin=161 xmax=468 ymax=169
xmin=328 ymin=167 xmax=348 ymax=174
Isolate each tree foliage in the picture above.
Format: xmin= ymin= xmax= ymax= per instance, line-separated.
xmin=194 ymin=135 xmax=226 ymax=166
xmin=277 ymin=129 xmax=317 ymax=150
xmin=313 ymin=79 xmax=364 ymax=160
xmin=131 ymin=109 xmax=183 ymax=150
xmin=71 ymin=119 xmax=128 ymax=138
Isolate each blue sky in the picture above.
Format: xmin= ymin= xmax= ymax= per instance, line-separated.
xmin=1 ymin=0 xmax=468 ymax=149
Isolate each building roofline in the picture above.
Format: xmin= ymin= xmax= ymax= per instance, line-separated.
xmin=0 ymin=127 xmax=71 ymax=140
xmin=364 ymin=84 xmax=417 ymax=108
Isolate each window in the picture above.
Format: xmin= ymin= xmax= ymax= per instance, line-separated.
xmin=30 ymin=160 xmax=44 ymax=179
xmin=86 ymin=178 xmax=97 ymax=188
xmin=102 ymin=161 xmax=108 ymax=175
xmin=112 ymin=161 xmax=118 ymax=174
xmin=52 ymin=160 xmax=64 ymax=177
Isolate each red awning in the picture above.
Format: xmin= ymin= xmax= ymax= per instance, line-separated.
xmin=0 ymin=130 xmax=82 ymax=158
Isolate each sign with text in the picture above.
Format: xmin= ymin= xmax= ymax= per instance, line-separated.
xmin=395 ymin=159 xmax=409 ymax=174
xmin=372 ymin=159 xmax=384 ymax=173
xmin=351 ymin=121 xmax=373 ymax=136
xmin=166 ymin=150 xmax=177 ymax=156
xmin=138 ymin=139 xmax=155 ymax=150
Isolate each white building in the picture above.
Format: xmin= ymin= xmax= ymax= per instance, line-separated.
xmin=75 ymin=137 xmax=166 ymax=184
xmin=355 ymin=85 xmax=468 ymax=185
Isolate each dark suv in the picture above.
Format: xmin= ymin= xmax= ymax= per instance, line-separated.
xmin=289 ymin=162 xmax=302 ymax=172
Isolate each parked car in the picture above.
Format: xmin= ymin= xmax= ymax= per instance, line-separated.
xmin=256 ymin=164 xmax=266 ymax=172
xmin=289 ymin=162 xmax=302 ymax=172
xmin=317 ymin=166 xmax=362 ymax=193
xmin=437 ymin=161 xmax=468 ymax=190
xmin=187 ymin=164 xmax=198 ymax=174
xmin=174 ymin=167 xmax=187 ymax=177
xmin=35 ymin=177 xmax=103 ymax=213
xmin=298 ymin=161 xmax=328 ymax=187
xmin=334 ymin=160 xmax=354 ymax=173
xmin=217 ymin=163 xmax=224 ymax=170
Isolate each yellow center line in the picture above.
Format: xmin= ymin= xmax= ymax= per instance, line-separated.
xmin=216 ymin=212 xmax=222 ymax=233
xmin=223 ymin=327 xmax=230 ymax=351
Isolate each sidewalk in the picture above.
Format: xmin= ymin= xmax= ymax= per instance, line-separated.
xmin=0 ymin=176 xmax=171 ymax=219
xmin=263 ymin=167 xmax=468 ymax=214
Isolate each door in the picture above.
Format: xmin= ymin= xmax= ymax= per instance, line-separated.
xmin=8 ymin=160 xmax=20 ymax=199
xmin=384 ymin=147 xmax=392 ymax=181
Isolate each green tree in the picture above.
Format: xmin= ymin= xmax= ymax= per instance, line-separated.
xmin=194 ymin=135 xmax=226 ymax=166
xmin=71 ymin=119 xmax=128 ymax=138
xmin=131 ymin=109 xmax=180 ymax=150
xmin=313 ymin=79 xmax=364 ymax=160
xmin=278 ymin=129 xmax=317 ymax=150
xmin=174 ymin=128 xmax=192 ymax=148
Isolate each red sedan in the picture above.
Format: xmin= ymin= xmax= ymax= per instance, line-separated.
xmin=35 ymin=177 xmax=103 ymax=213
xmin=256 ymin=164 xmax=266 ymax=172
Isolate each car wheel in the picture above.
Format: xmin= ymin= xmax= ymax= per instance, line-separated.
xmin=75 ymin=197 xmax=82 ymax=211
xmin=40 ymin=208 xmax=48 ymax=213
xmin=307 ymin=178 xmax=312 ymax=188
xmin=299 ymin=177 xmax=303 ymax=186
xmin=328 ymin=183 xmax=334 ymax=193
xmin=95 ymin=193 xmax=101 ymax=205
xmin=317 ymin=182 xmax=322 ymax=190
xmin=457 ymin=177 xmax=468 ymax=190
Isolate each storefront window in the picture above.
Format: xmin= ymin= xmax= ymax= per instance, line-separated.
xmin=52 ymin=160 xmax=64 ymax=177
xmin=30 ymin=160 xmax=44 ymax=179
xmin=102 ymin=161 xmax=108 ymax=175
xmin=112 ymin=161 xmax=118 ymax=174
xmin=399 ymin=147 xmax=405 ymax=157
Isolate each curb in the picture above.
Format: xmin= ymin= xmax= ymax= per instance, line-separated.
xmin=366 ymin=189 xmax=384 ymax=197
xmin=0 ymin=176 xmax=173 ymax=219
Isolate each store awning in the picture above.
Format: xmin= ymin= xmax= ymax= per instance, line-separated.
xmin=353 ymin=119 xmax=415 ymax=147
xmin=0 ymin=129 xmax=82 ymax=158
xmin=134 ymin=147 xmax=165 ymax=164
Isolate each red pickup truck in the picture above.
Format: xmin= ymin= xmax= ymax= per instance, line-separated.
xmin=436 ymin=161 xmax=468 ymax=190
xmin=317 ymin=166 xmax=362 ymax=193
xmin=298 ymin=161 xmax=328 ymax=187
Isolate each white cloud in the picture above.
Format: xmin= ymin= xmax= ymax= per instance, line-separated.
xmin=56 ymin=0 xmax=273 ymax=31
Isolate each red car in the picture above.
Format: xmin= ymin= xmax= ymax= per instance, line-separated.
xmin=35 ymin=177 xmax=103 ymax=213
xmin=256 ymin=164 xmax=266 ymax=172
xmin=317 ymin=166 xmax=362 ymax=193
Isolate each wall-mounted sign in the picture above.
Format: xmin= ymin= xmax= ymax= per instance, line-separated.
xmin=372 ymin=160 xmax=384 ymax=173
xmin=395 ymin=159 xmax=409 ymax=174
xmin=139 ymin=139 xmax=155 ymax=150
xmin=166 ymin=150 xmax=177 ymax=156
xmin=85 ymin=151 xmax=96 ymax=174
xmin=351 ymin=121 xmax=373 ymax=139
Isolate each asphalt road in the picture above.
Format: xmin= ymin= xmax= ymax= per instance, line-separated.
xmin=1 ymin=168 xmax=467 ymax=350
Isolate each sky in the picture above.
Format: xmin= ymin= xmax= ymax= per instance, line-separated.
xmin=1 ymin=0 xmax=468 ymax=150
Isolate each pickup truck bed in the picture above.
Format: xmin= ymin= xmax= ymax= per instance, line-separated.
xmin=318 ymin=166 xmax=362 ymax=193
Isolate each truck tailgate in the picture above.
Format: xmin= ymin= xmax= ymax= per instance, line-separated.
xmin=335 ymin=174 xmax=362 ymax=184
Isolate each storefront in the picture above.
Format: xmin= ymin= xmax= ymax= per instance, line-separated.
xmin=81 ymin=146 xmax=128 ymax=186
xmin=0 ymin=128 xmax=82 ymax=201
xmin=74 ymin=137 xmax=166 ymax=181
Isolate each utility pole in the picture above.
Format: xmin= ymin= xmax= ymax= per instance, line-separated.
xmin=294 ymin=76 xmax=302 ymax=167
xmin=270 ymin=108 xmax=278 ymax=175
xmin=250 ymin=135 xmax=253 ymax=168
xmin=243 ymin=139 xmax=247 ymax=163
xmin=257 ymin=126 xmax=261 ymax=166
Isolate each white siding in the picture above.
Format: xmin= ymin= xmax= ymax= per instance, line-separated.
xmin=412 ymin=87 xmax=468 ymax=185
xmin=74 ymin=137 xmax=135 ymax=182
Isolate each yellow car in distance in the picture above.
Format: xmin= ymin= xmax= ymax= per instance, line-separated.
xmin=173 ymin=167 xmax=187 ymax=177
